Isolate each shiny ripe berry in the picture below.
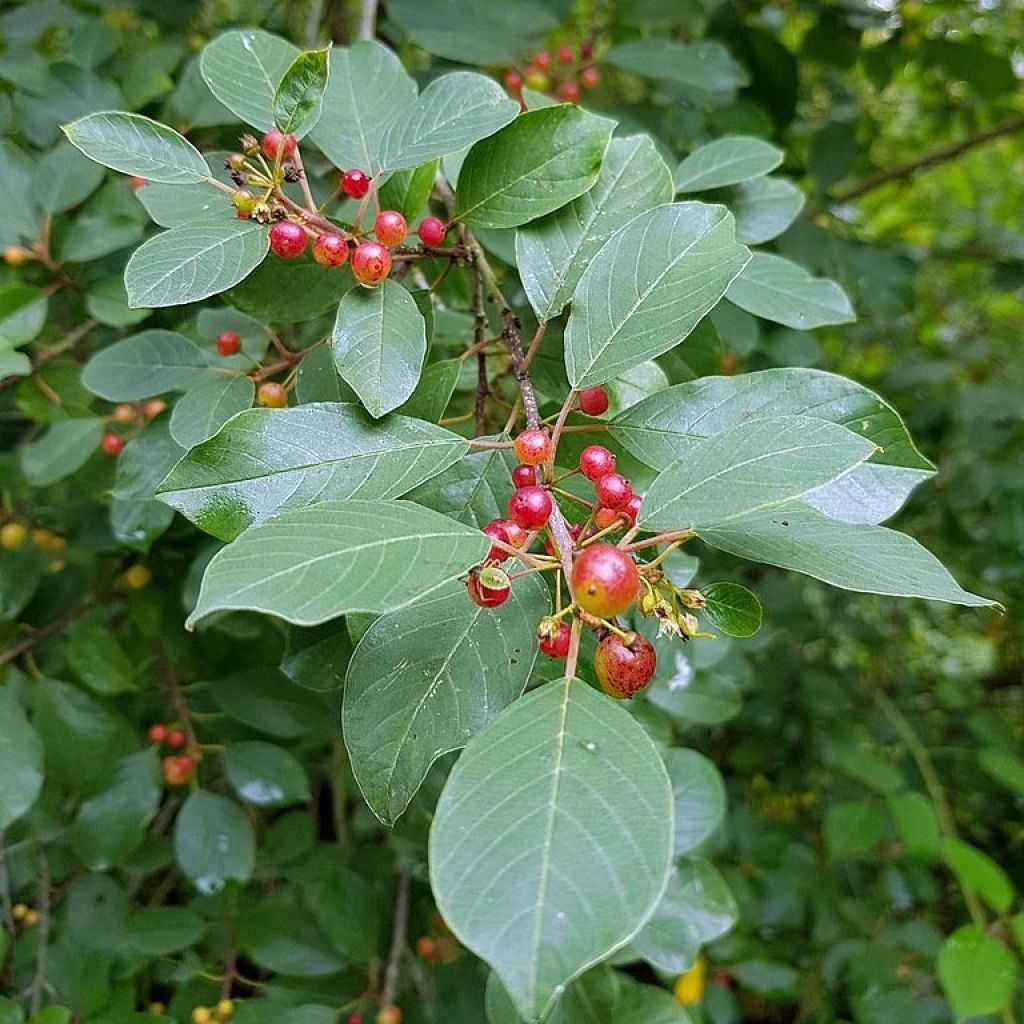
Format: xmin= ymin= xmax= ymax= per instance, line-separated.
xmin=504 ymin=69 xmax=523 ymax=93
xmin=262 ymin=127 xmax=296 ymax=161
xmin=623 ymin=493 xmax=643 ymax=525
xmin=467 ymin=567 xmax=510 ymax=608
xmin=351 ymin=242 xmax=392 ymax=288
xmin=595 ymin=472 xmax=632 ymax=510
xmin=375 ymin=210 xmax=408 ymax=247
xmin=482 ymin=520 xmax=511 ymax=562
xmin=508 ymin=485 xmax=552 ymax=531
xmin=594 ymin=506 xmax=622 ymax=531
xmin=512 ymin=464 xmax=537 ymax=489
xmin=129 ymin=175 xmax=146 ymax=190
xmin=581 ymin=66 xmax=600 ymax=89
xmin=595 ymin=632 xmax=656 ymax=698
xmin=216 ymin=330 xmax=242 ymax=356
xmin=496 ymin=519 xmax=527 ymax=549
xmin=417 ymin=216 xmax=446 ymax=247
xmin=559 ymin=81 xmax=581 ymax=102
xmin=538 ymin=620 xmax=571 ymax=659
xmin=557 ymin=45 xmax=574 ymax=64
xmin=312 ymin=231 xmax=349 ymax=267
xmin=514 ymin=428 xmax=551 ymax=466
xmin=257 ymin=382 xmax=288 ymax=408
xmin=269 ymin=220 xmax=308 ymax=259
xmin=101 ymin=432 xmax=124 ymax=456
xmin=571 ymin=543 xmax=640 ymax=618
xmin=341 ymin=168 xmax=371 ymax=199
xmin=147 ymin=724 xmax=168 ymax=745
xmin=534 ymin=51 xmax=552 ymax=69
xmin=376 ymin=1008 xmax=401 ymax=1024
xmin=579 ymin=445 xmax=615 ymax=482
xmin=578 ymin=385 xmax=609 ymax=416
xmin=167 ymin=729 xmax=186 ymax=749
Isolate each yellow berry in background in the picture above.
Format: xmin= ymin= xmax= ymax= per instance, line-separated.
xmin=112 ymin=404 xmax=136 ymax=423
xmin=12 ymin=903 xmax=28 ymax=920
xmin=192 ymin=1008 xmax=212 ymax=1024
xmin=1 ymin=522 xmax=27 ymax=550
xmin=216 ymin=1000 xmax=234 ymax=1018
xmin=148 ymin=1004 xmax=166 ymax=1016
xmin=3 ymin=245 xmax=28 ymax=266
xmin=376 ymin=1007 xmax=402 ymax=1024
xmin=123 ymin=564 xmax=152 ymax=590
xmin=674 ymin=956 xmax=706 ymax=1006
xmin=23 ymin=909 xmax=40 ymax=927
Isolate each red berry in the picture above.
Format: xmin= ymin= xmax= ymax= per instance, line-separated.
xmin=128 ymin=175 xmax=146 ymax=190
xmin=312 ymin=232 xmax=349 ymax=267
xmin=623 ymin=494 xmax=643 ymax=526
xmin=162 ymin=754 xmax=195 ymax=786
xmin=512 ymin=465 xmax=537 ymax=489
xmin=595 ymin=473 xmax=632 ymax=510
xmin=482 ymin=520 xmax=511 ymax=562
xmin=375 ymin=210 xmax=408 ymax=247
xmin=557 ymin=45 xmax=574 ymax=64
xmin=257 ymin=382 xmax=288 ymax=408
xmin=581 ymin=41 xmax=595 ymax=60
xmin=166 ymin=729 xmax=186 ymax=749
xmin=495 ymin=519 xmax=527 ymax=549
xmin=579 ymin=445 xmax=615 ymax=482
xmin=571 ymin=543 xmax=640 ymax=618
xmin=417 ymin=216 xmax=446 ymax=247
xmin=559 ymin=82 xmax=581 ymax=103
xmin=595 ymin=632 xmax=656 ymax=698
xmin=504 ymin=70 xmax=523 ymax=93
xmin=351 ymin=242 xmax=392 ymax=287
xmin=216 ymin=330 xmax=242 ymax=357
xmin=580 ymin=66 xmax=600 ymax=89
xmin=513 ymin=429 xmax=551 ymax=466
xmin=269 ymin=221 xmax=307 ymax=259
xmin=578 ymin=386 xmax=609 ymax=416
xmin=341 ymin=168 xmax=371 ymax=199
xmin=508 ymin=486 xmax=552 ymax=531
xmin=594 ymin=507 xmax=622 ymax=531
xmin=347 ymin=1017 xmax=363 ymax=1024
xmin=467 ymin=567 xmax=510 ymax=608
xmin=534 ymin=51 xmax=552 ymax=69
xmin=147 ymin=724 xmax=167 ymax=745
xmin=538 ymin=619 xmax=571 ymax=658
xmin=101 ymin=432 xmax=124 ymax=456
xmin=262 ymin=128 xmax=296 ymax=161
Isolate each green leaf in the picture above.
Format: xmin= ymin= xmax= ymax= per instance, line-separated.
xmin=238 ymin=898 xmax=345 ymax=977
xmin=701 ymin=582 xmax=762 ymax=637
xmin=210 ymin=668 xmax=329 ymax=739
xmin=0 ymin=285 xmax=48 ymax=346
xmin=174 ymin=791 xmax=256 ymax=894
xmin=66 ymin=618 xmax=136 ymax=695
xmin=69 ymin=750 xmax=161 ymax=869
xmin=674 ymin=135 xmax=783 ymax=192
xmin=978 ymin=746 xmax=1024 ymax=796
xmin=430 ymin=678 xmax=674 ymax=1022
xmin=187 ymin=499 xmax=490 ymax=628
xmin=641 ymin=416 xmax=875 ymax=530
xmin=455 ymin=106 xmax=614 ymax=229
xmin=396 ymin=358 xmax=460 ymax=422
xmin=34 ymin=140 xmax=105 ymax=215
xmin=229 ymin=257 xmax=352 ymax=323
xmin=564 ymin=202 xmax=750 ymax=388
xmin=378 ymin=161 xmax=438 ymax=222
xmin=943 ymin=838 xmax=1015 ymax=914
xmin=730 ymin=177 xmax=805 ymax=245
xmin=0 ymin=340 xmax=31 ymax=382
xmin=516 ymin=135 xmax=674 ymax=321
xmin=19 ymin=419 xmax=103 ymax=487
xmin=824 ymin=800 xmax=885 ymax=858
xmin=937 ymin=925 xmax=1017 ymax=1019
xmin=731 ymin=960 xmax=800 ymax=998
xmin=383 ymin=71 xmax=519 ymax=173
xmin=200 ymin=30 xmax=299 ymax=132
xmin=332 ymin=280 xmax=427 ymax=418
xmin=407 ymin=442 xmax=516 ymax=528
xmin=112 ymin=418 xmax=186 ymax=503
xmin=273 ymin=46 xmax=331 ymax=138
xmin=663 ymin=749 xmax=726 ymax=855
xmin=223 ymin=741 xmax=310 ymax=807
xmin=633 ymin=857 xmax=737 ymax=974
xmin=698 ymin=501 xmax=996 ymax=607
xmin=0 ymin=689 xmax=44 ymax=829
xmin=887 ymin=792 xmax=941 ymax=859
xmin=603 ymin=40 xmax=748 ymax=93
xmin=310 ymin=41 xmax=416 ymax=177
xmin=169 ymin=373 xmax=254 ymax=450
xmin=160 ymin=404 xmax=467 ymax=540
xmin=85 ymin=276 xmax=150 ymax=327
xmin=126 ymin=907 xmax=206 ymax=956
xmin=136 ymin=180 xmax=224 ymax=228
xmin=125 ymin=219 xmax=270 ymax=309
xmin=281 ymin=624 xmax=353 ymax=692
xmin=63 ymin=111 xmax=209 ymax=184
xmin=614 ymin=983 xmax=695 ymax=1024
xmin=726 ymin=253 xmax=855 ymax=329
xmin=609 ymin=368 xmax=934 ymax=525
xmin=345 ymin=574 xmax=550 ymax=825
xmin=83 ymin=330 xmax=209 ymax=401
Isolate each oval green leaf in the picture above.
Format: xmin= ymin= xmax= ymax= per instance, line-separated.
xmin=173 ymin=791 xmax=256 ymax=894
xmin=82 ymin=330 xmax=209 ymax=401
xmin=168 ymin=373 xmax=255 ymax=451
xmin=273 ymin=46 xmax=331 ymax=139
xmin=0 ymin=689 xmax=44 ymax=829
xmin=674 ymin=135 xmax=783 ymax=192
xmin=700 ymin=582 xmax=762 ymax=637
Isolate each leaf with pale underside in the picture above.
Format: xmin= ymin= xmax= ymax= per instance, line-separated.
xmin=82 ymin=330 xmax=209 ymax=401
xmin=674 ymin=135 xmax=783 ymax=192
xmin=159 ymin=403 xmax=469 ymax=540
xmin=169 ymin=373 xmax=254 ymax=451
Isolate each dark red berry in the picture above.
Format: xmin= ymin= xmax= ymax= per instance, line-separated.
xmin=595 ymin=473 xmax=632 ymax=510
xmin=101 ymin=432 xmax=124 ymax=456
xmin=538 ymin=619 xmax=571 ymax=658
xmin=312 ymin=232 xmax=349 ymax=267
xmin=269 ymin=221 xmax=307 ymax=259
xmin=166 ymin=729 xmax=186 ymax=749
xmin=508 ymin=486 xmax=552 ymax=531
xmin=514 ymin=429 xmax=551 ymax=466
xmin=581 ymin=40 xmax=595 ymax=60
xmin=147 ymin=724 xmax=167 ymax=745
xmin=571 ymin=543 xmax=639 ymax=618
xmin=512 ymin=465 xmax=537 ymax=489
xmin=262 ymin=128 xmax=296 ymax=161
xmin=417 ymin=216 xmax=446 ymax=247
xmin=578 ymin=386 xmax=609 ymax=416
xmin=559 ymin=82 xmax=581 ymax=103
xmin=557 ymin=45 xmax=574 ymax=64
xmin=340 ymin=168 xmax=370 ymax=199
xmin=579 ymin=445 xmax=615 ymax=482
xmin=216 ymin=330 xmax=242 ymax=356
xmin=623 ymin=494 xmax=643 ymax=525
xmin=467 ymin=567 xmax=510 ymax=608
xmin=351 ymin=242 xmax=392 ymax=287
xmin=375 ymin=210 xmax=407 ymax=247
xmin=595 ymin=632 xmax=656 ymax=698
xmin=580 ymin=66 xmax=600 ymax=89
xmin=482 ymin=520 xmax=511 ymax=562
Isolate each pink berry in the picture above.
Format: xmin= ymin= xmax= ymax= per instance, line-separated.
xmin=557 ymin=46 xmax=574 ymax=65
xmin=351 ymin=242 xmax=392 ymax=287
xmin=101 ymin=432 xmax=124 ymax=456
xmin=623 ymin=494 xmax=643 ymax=525
xmin=578 ymin=386 xmax=609 ymax=416
xmin=559 ymin=82 xmax=581 ymax=103
xmin=269 ymin=221 xmax=307 ymax=259
xmin=341 ymin=168 xmax=370 ymax=199
xmin=417 ymin=217 xmax=446 ymax=247
xmin=581 ymin=66 xmax=600 ymax=89
xmin=312 ymin=232 xmax=349 ymax=267
xmin=262 ymin=128 xmax=296 ymax=161
xmin=579 ymin=445 xmax=615 ymax=482
xmin=508 ymin=486 xmax=552 ymax=531
xmin=595 ymin=473 xmax=632 ymax=511
xmin=512 ymin=465 xmax=537 ymax=489
xmin=374 ymin=210 xmax=407 ymax=247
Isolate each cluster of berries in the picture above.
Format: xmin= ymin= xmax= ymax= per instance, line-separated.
xmin=190 ymin=1001 xmax=234 ymax=1024
xmin=101 ymin=398 xmax=167 ymax=456
xmin=148 ymin=723 xmax=195 ymax=785
xmin=503 ymin=42 xmax=600 ymax=104
xmin=2 ymin=520 xmax=65 ymax=554
xmin=12 ymin=902 xmax=40 ymax=928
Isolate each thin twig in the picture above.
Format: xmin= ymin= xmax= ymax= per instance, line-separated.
xmin=0 ymin=593 xmax=108 ymax=667
xmin=380 ymin=873 xmax=411 ymax=1007
xmin=290 ymin=148 xmax=318 ymax=212
xmin=472 ymin=264 xmax=489 ymax=435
